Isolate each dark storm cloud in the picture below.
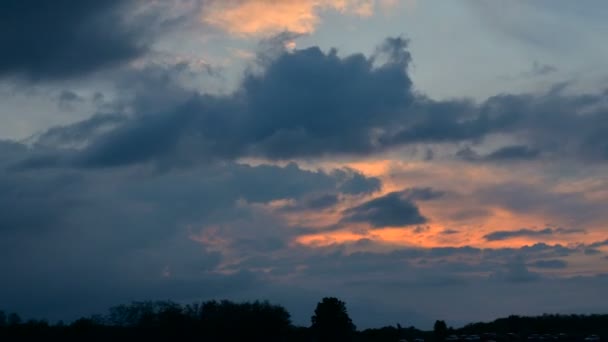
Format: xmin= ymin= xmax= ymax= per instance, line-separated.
xmin=484 ymin=227 xmax=586 ymax=241
xmin=341 ymin=190 xmax=428 ymax=227
xmin=0 ymin=0 xmax=155 ymax=80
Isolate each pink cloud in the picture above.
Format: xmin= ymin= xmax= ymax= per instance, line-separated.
xmin=201 ymin=0 xmax=394 ymax=36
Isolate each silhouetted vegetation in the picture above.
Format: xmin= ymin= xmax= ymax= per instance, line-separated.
xmin=435 ymin=320 xmax=449 ymax=342
xmin=311 ymin=297 xmax=357 ymax=342
xmin=1 ymin=298 xmax=607 ymax=341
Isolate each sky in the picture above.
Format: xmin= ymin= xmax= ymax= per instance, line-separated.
xmin=1 ymin=0 xmax=608 ymax=329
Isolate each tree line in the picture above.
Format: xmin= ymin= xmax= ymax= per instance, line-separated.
xmin=1 ymin=297 xmax=607 ymax=341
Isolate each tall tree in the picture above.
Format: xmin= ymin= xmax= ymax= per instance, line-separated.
xmin=434 ymin=320 xmax=448 ymax=342
xmin=311 ymin=297 xmax=356 ymax=342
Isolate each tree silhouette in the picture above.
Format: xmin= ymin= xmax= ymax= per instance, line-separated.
xmin=434 ymin=320 xmax=448 ymax=342
xmin=7 ymin=313 xmax=21 ymax=326
xmin=2 ymin=300 xmax=608 ymax=341
xmin=311 ymin=297 xmax=356 ymax=342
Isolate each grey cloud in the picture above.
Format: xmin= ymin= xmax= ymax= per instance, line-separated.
xmin=17 ymin=37 xmax=418 ymax=168
xmin=281 ymin=194 xmax=340 ymax=212
xmin=496 ymin=259 xmax=541 ymax=283
xmin=589 ymin=239 xmax=608 ymax=248
xmin=475 ymin=182 xmax=608 ymax=226
xmin=484 ymin=227 xmax=586 ymax=241
xmin=400 ymin=187 xmax=445 ymax=201
xmin=336 ymin=170 xmax=381 ymax=195
xmin=584 ymin=248 xmax=602 ymax=256
xmin=57 ymin=90 xmax=84 ymax=110
xmin=342 ymin=190 xmax=428 ymax=228
xmin=10 ymin=35 xmax=608 ymax=169
xmin=523 ymin=61 xmax=558 ymax=77
xmin=458 ymin=145 xmax=540 ymax=161
xmin=529 ymin=259 xmax=568 ymax=269
xmin=34 ymin=113 xmax=128 ymax=149
xmin=485 ymin=145 xmax=540 ymax=160
xmin=0 ymin=0 xmax=154 ymax=81
xmin=0 ymin=149 xmax=383 ymax=322
xmin=301 ymin=194 xmax=340 ymax=210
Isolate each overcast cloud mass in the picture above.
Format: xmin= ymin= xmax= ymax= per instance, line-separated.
xmin=1 ymin=0 xmax=608 ymax=329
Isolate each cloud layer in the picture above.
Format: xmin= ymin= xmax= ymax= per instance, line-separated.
xmin=1 ymin=3 xmax=608 ymax=328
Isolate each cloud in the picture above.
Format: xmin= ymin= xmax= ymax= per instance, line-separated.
xmin=336 ymin=169 xmax=382 ymax=195
xmin=0 ymin=0 xmax=156 ymax=80
xmin=496 ymin=259 xmax=540 ymax=283
xmin=201 ymin=0 xmax=380 ymax=36
xmin=303 ymin=194 xmax=341 ymax=209
xmin=0 ymin=142 xmax=386 ymax=321
xmin=399 ymin=187 xmax=445 ymax=201
xmin=589 ymin=239 xmax=608 ymax=248
xmin=12 ymin=35 xmax=608 ymax=171
xmin=281 ymin=194 xmax=340 ymax=212
xmin=342 ymin=190 xmax=428 ymax=227
xmin=474 ymin=182 xmax=608 ymax=227
xmin=484 ymin=227 xmax=586 ymax=242
xmin=13 ymin=37 xmax=415 ymax=169
xmin=33 ymin=114 xmax=128 ymax=150
xmin=529 ymin=259 xmax=568 ymax=269
xmin=485 ymin=145 xmax=540 ymax=160
xmin=458 ymin=145 xmax=540 ymax=161
xmin=523 ymin=61 xmax=558 ymax=77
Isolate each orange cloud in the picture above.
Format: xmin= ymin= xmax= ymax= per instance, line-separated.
xmin=201 ymin=0 xmax=391 ymax=35
xmin=286 ymin=159 xmax=606 ymax=252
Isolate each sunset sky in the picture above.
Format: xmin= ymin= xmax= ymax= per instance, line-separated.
xmin=2 ymin=0 xmax=608 ymax=328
